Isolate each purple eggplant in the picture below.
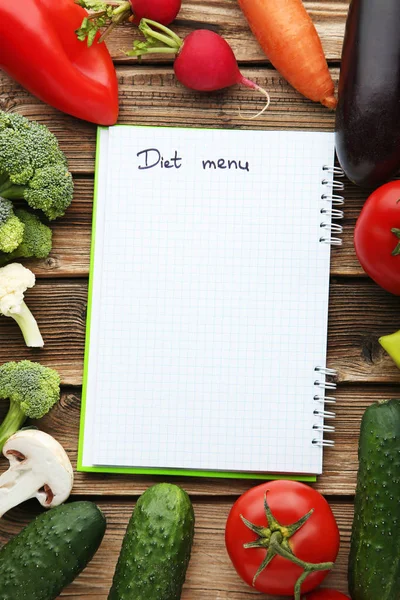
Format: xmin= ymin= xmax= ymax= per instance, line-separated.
xmin=335 ymin=0 xmax=400 ymax=188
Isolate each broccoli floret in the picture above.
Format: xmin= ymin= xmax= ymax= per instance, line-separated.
xmin=0 ymin=127 xmax=34 ymax=185
xmin=0 ymin=360 xmax=60 ymax=450
xmin=19 ymin=165 xmax=73 ymax=220
xmin=0 ymin=111 xmax=73 ymax=220
xmin=0 ymin=209 xmax=52 ymax=266
xmin=0 ymin=198 xmax=24 ymax=253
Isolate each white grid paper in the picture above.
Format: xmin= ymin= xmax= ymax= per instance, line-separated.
xmin=81 ymin=126 xmax=335 ymax=475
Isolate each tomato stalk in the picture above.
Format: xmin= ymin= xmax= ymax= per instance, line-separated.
xmin=241 ymin=493 xmax=334 ymax=600
xmin=391 ymin=228 xmax=400 ymax=256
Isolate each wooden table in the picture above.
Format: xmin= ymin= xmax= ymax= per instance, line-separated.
xmin=0 ymin=1 xmax=399 ymax=597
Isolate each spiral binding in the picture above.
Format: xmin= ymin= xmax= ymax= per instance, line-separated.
xmin=312 ymin=366 xmax=337 ymax=448
xmin=320 ymin=166 xmax=345 ymax=246
xmin=311 ymin=169 xmax=343 ymax=449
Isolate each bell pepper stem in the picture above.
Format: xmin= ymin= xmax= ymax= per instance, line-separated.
xmin=379 ymin=329 xmax=400 ymax=368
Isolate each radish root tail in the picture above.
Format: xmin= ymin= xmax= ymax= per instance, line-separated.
xmin=238 ymin=78 xmax=271 ymax=120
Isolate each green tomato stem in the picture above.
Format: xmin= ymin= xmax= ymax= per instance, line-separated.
xmin=269 ymin=534 xmax=334 ymax=600
xmin=391 ymin=228 xmax=400 ymax=256
xmin=241 ymin=493 xmax=334 ymax=598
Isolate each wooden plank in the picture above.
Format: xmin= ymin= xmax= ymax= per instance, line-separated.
xmin=89 ymin=0 xmax=349 ymax=64
xmin=0 ymin=67 xmax=341 ymax=176
xmin=0 ymin=386 xmax=394 ymax=498
xmin=0 ymin=498 xmax=352 ymax=598
xmin=1 ymin=279 xmax=399 ymax=386
xmin=26 ymin=176 xmax=368 ymax=278
xmin=328 ymin=282 xmax=400 ymax=383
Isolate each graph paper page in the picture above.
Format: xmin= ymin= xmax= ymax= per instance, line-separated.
xmin=81 ymin=126 xmax=335 ymax=475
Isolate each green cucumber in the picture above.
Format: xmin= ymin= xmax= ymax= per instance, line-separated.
xmin=349 ymin=399 xmax=400 ymax=599
xmin=0 ymin=501 xmax=106 ymax=600
xmin=109 ymin=483 xmax=195 ymax=600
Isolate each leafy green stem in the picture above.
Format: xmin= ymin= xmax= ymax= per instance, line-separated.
xmin=126 ymin=18 xmax=183 ymax=57
xmin=75 ymin=0 xmax=132 ymax=46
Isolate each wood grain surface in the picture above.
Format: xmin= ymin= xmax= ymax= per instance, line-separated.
xmin=1 ymin=280 xmax=399 ymax=385
xmin=0 ymin=1 xmax=398 ymax=598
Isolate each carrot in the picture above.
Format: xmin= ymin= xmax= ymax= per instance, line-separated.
xmin=238 ymin=0 xmax=337 ymax=108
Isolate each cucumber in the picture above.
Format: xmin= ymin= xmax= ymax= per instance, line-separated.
xmin=0 ymin=501 xmax=106 ymax=600
xmin=109 ymin=483 xmax=195 ymax=600
xmin=349 ymin=399 xmax=400 ymax=599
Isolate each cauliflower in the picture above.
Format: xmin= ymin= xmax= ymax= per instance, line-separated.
xmin=0 ymin=263 xmax=43 ymax=347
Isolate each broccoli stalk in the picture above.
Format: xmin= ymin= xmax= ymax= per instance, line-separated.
xmin=0 ymin=360 xmax=61 ymax=451
xmin=0 ymin=401 xmax=28 ymax=452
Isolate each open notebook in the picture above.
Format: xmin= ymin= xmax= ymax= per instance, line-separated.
xmin=78 ymin=126 xmax=341 ymax=480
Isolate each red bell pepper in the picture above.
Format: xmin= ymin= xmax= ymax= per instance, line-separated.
xmin=0 ymin=0 xmax=119 ymax=125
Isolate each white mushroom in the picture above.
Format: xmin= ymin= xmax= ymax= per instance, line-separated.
xmin=0 ymin=429 xmax=73 ymax=517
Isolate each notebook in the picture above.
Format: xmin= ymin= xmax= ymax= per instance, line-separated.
xmin=78 ymin=125 xmax=342 ymax=480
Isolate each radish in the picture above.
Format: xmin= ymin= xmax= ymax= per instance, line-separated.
xmin=76 ymin=0 xmax=181 ymax=46
xmin=129 ymin=0 xmax=181 ymax=25
xmin=128 ymin=19 xmax=270 ymax=117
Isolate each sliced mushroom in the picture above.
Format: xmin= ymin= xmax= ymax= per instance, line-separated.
xmin=0 ymin=429 xmax=73 ymax=517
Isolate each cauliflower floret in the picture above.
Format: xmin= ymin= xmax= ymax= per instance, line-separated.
xmin=0 ymin=263 xmax=43 ymax=347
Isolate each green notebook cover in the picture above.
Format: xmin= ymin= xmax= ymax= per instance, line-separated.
xmin=77 ymin=125 xmax=322 ymax=482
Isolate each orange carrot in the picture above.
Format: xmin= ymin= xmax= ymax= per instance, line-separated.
xmin=238 ymin=0 xmax=337 ymax=108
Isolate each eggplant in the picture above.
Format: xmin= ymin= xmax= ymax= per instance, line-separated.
xmin=335 ymin=0 xmax=400 ymax=188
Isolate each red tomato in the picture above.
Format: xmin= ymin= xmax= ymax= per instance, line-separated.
xmin=354 ymin=181 xmax=400 ymax=295
xmin=225 ymin=481 xmax=340 ymax=596
xmin=303 ymin=590 xmax=350 ymax=600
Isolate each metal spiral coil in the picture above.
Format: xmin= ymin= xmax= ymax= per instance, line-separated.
xmin=322 ymin=166 xmax=345 ymax=177
xmin=320 ymin=208 xmax=344 ymax=220
xmin=312 ymin=438 xmax=335 ymax=448
xmin=320 ymin=167 xmax=345 ymax=244
xmin=313 ymin=366 xmax=337 ymax=447
xmin=314 ymin=379 xmax=337 ymax=390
